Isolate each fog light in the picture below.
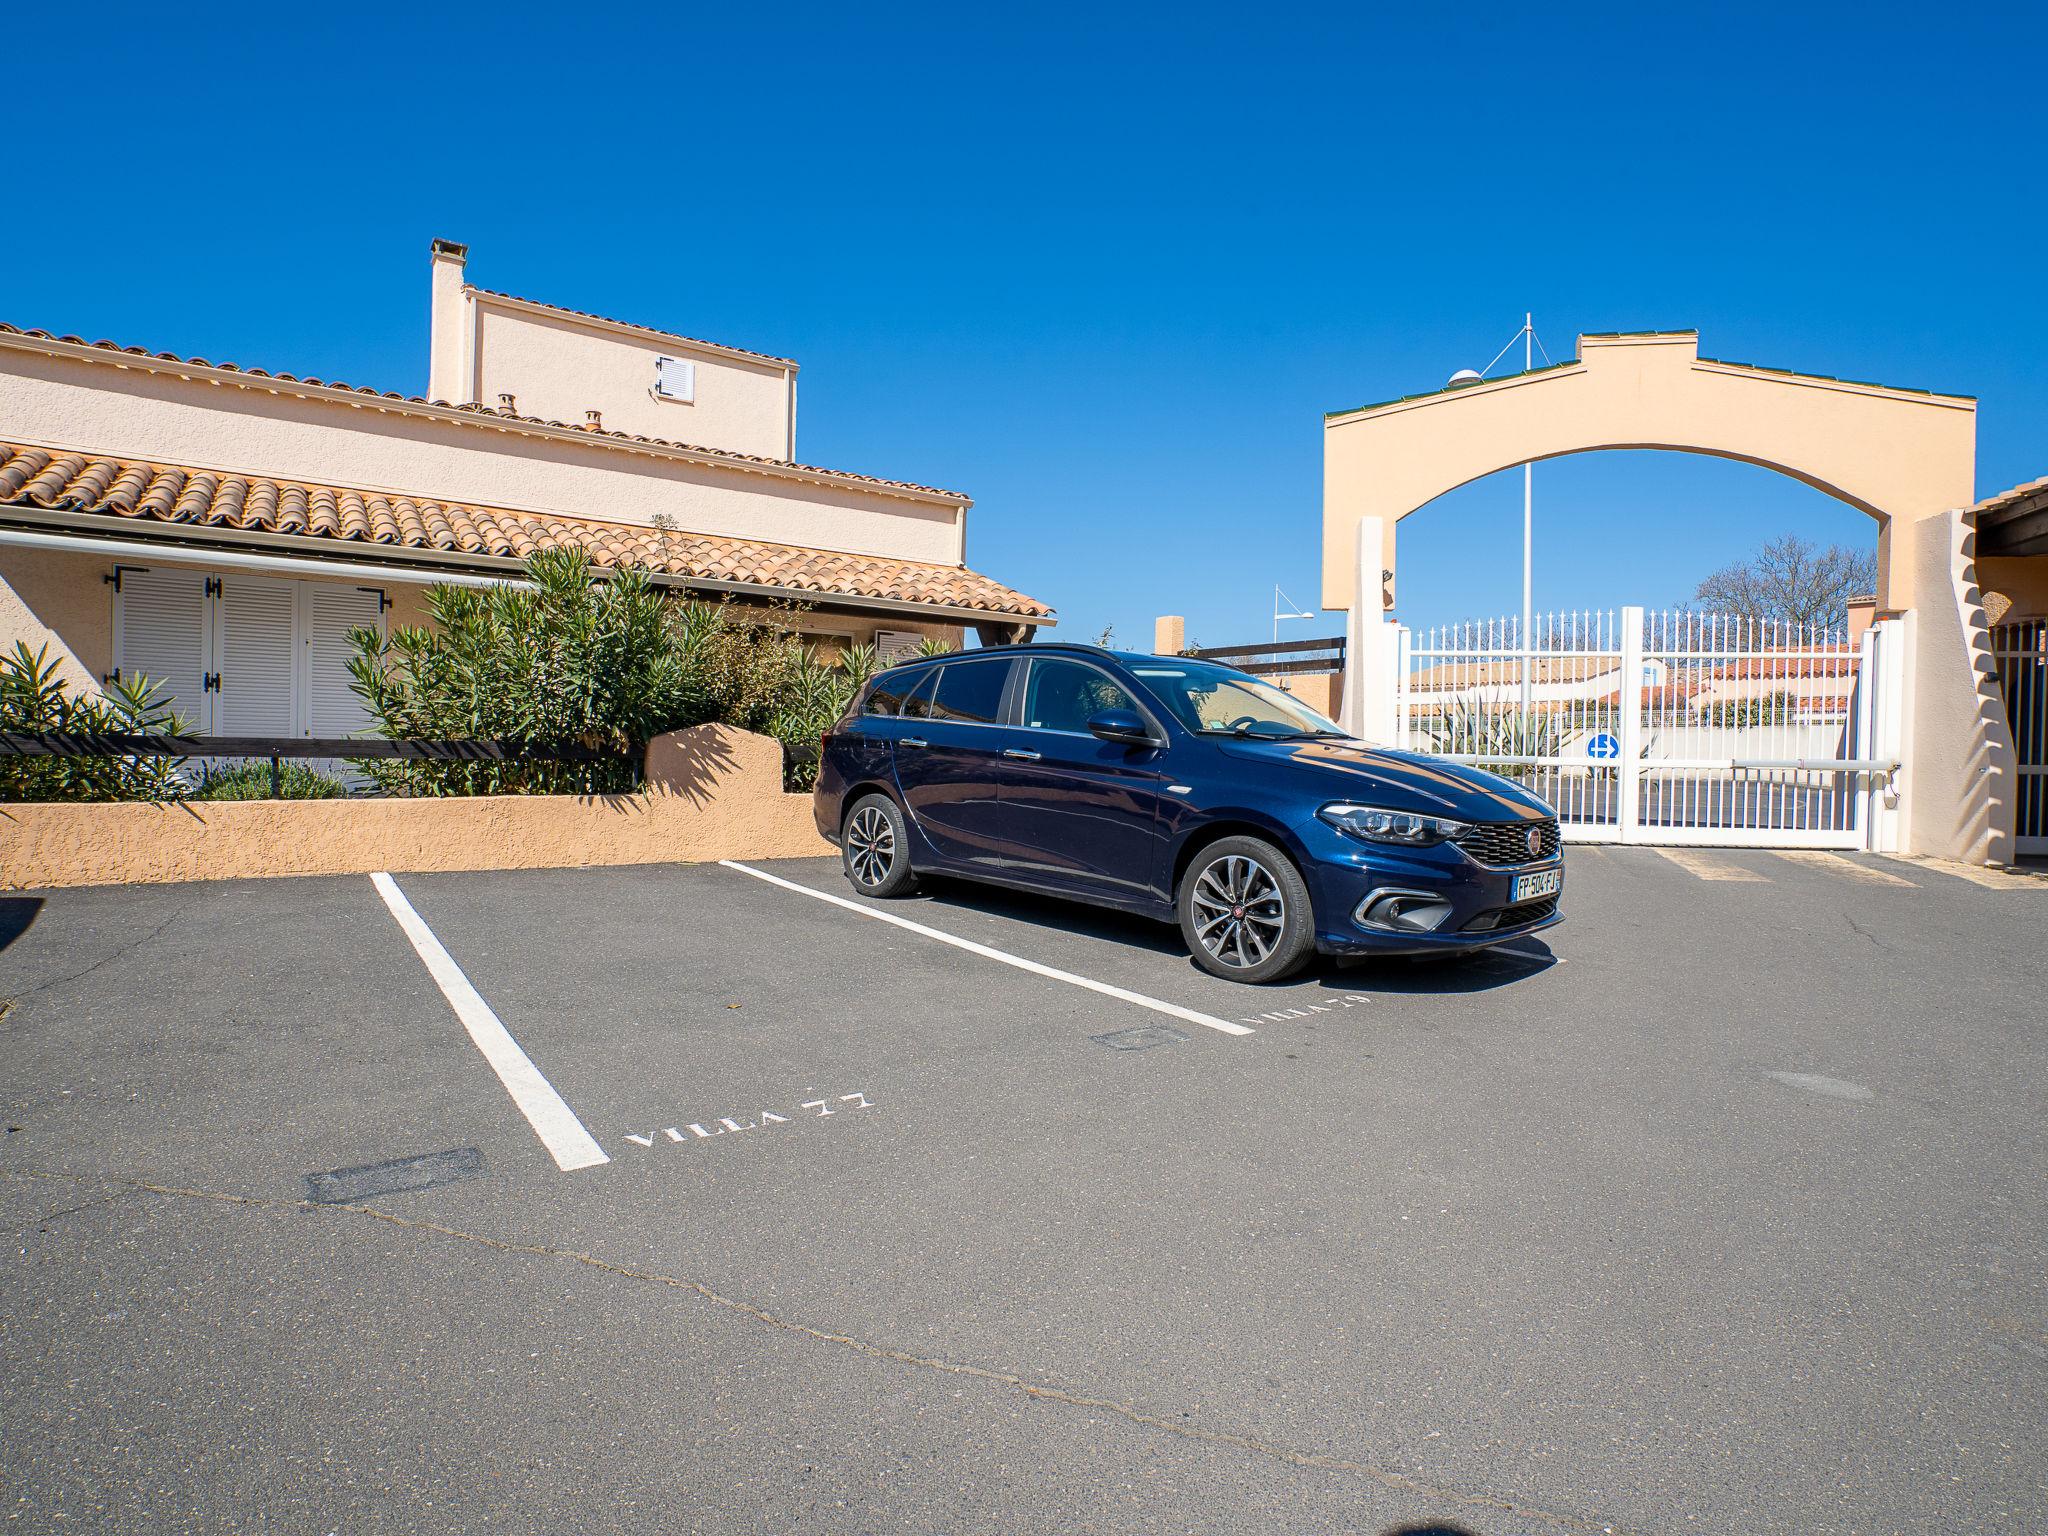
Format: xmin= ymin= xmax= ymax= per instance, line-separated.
xmin=1355 ymin=890 xmax=1454 ymax=932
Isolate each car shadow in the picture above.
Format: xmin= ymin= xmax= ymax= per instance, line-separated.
xmin=905 ymin=877 xmax=1558 ymax=993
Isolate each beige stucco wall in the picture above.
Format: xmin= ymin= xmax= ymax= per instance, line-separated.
xmin=470 ymin=300 xmax=794 ymax=459
xmin=1904 ymin=511 xmax=2017 ymax=864
xmin=0 ymin=336 xmax=965 ymax=566
xmin=0 ymin=546 xmax=110 ymax=687
xmin=1322 ymin=332 xmax=1977 ymax=615
xmin=0 ymin=723 xmax=830 ymax=890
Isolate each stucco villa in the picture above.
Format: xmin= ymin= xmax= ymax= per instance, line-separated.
xmin=0 ymin=239 xmax=1050 ymax=740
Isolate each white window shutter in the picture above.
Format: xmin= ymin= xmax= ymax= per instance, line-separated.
xmin=113 ymin=567 xmax=210 ymax=731
xmin=211 ymin=575 xmax=298 ymax=736
xmin=875 ymin=629 xmax=924 ymax=664
xmin=655 ymin=356 xmax=696 ymax=403
xmin=305 ymin=584 xmax=385 ymax=737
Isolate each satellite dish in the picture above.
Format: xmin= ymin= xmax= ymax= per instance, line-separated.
xmin=1447 ymin=368 xmax=1484 ymax=386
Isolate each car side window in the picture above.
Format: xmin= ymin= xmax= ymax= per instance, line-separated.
xmin=863 ymin=676 xmax=911 ymax=716
xmin=900 ymin=667 xmax=940 ymax=720
xmin=1021 ymin=658 xmax=1140 ymax=734
xmin=928 ymin=660 xmax=1009 ymax=724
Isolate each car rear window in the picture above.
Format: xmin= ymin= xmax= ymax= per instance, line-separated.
xmin=929 ymin=660 xmax=1009 ymax=724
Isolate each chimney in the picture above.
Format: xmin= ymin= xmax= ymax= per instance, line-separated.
xmin=585 ymin=409 xmax=604 ymax=431
xmin=498 ymin=393 xmax=518 ymax=415
xmin=428 ymin=239 xmax=471 ymax=404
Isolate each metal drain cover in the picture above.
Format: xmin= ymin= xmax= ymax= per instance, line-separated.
xmin=1091 ymin=1024 xmax=1190 ymax=1051
xmin=305 ymin=1147 xmax=484 ymax=1204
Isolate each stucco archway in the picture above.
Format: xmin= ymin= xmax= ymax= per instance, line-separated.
xmin=1320 ymin=331 xmax=1976 ymax=615
xmin=1319 ymin=331 xmax=2026 ymax=865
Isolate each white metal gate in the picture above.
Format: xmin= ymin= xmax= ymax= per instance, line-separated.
xmin=1391 ymin=605 xmax=1900 ymax=849
xmin=1988 ymin=618 xmax=2046 ymax=856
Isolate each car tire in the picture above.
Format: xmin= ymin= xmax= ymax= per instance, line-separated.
xmin=1177 ymin=835 xmax=1315 ymax=983
xmin=842 ymin=793 xmax=919 ymax=898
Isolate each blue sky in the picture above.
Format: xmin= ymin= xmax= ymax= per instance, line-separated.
xmin=6 ymin=3 xmax=2042 ymax=646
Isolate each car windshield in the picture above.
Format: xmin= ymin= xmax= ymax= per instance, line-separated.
xmin=1125 ymin=659 xmax=1347 ymax=739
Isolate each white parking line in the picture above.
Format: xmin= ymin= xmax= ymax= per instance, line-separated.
xmin=719 ymin=860 xmax=1255 ymax=1037
xmin=370 ymin=872 xmax=610 ymax=1171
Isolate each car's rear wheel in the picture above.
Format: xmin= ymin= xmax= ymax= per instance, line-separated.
xmin=842 ymin=793 xmax=919 ymax=898
xmin=1177 ymin=835 xmax=1314 ymax=983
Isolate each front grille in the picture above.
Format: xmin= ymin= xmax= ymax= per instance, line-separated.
xmin=1452 ymin=818 xmax=1560 ymax=866
xmin=1463 ymin=896 xmax=1559 ymax=932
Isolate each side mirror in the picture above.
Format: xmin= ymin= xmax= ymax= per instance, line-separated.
xmin=1087 ymin=708 xmax=1159 ymax=747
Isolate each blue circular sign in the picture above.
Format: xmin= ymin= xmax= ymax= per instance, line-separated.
xmin=1586 ymin=731 xmax=1621 ymax=761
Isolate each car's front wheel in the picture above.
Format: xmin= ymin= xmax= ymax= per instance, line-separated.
xmin=1177 ymin=836 xmax=1315 ymax=983
xmin=842 ymin=793 xmax=920 ymax=898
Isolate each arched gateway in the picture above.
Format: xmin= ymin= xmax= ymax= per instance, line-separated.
xmin=1322 ymin=331 xmax=2020 ymax=864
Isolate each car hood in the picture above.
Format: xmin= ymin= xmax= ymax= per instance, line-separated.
xmin=1216 ymin=736 xmax=1554 ymax=821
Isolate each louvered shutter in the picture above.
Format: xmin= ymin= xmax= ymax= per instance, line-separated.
xmin=305 ymin=584 xmax=384 ymax=737
xmin=211 ymin=575 xmax=298 ymax=736
xmin=113 ymin=567 xmax=210 ymax=731
xmin=875 ymin=629 xmax=924 ymax=665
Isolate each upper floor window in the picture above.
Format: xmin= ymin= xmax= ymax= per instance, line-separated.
xmin=654 ymin=356 xmax=696 ymax=404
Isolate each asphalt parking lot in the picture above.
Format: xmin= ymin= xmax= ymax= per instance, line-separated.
xmin=2 ymin=848 xmax=2043 ymax=1535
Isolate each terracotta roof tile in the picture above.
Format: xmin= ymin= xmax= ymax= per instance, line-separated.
xmin=0 ymin=323 xmax=963 ymax=500
xmin=0 ymin=441 xmax=1051 ymax=621
xmin=1970 ymin=474 xmax=2048 ymax=519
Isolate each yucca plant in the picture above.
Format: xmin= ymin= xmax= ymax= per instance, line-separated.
xmin=1420 ymin=695 xmax=1563 ymax=781
xmin=0 ymin=641 xmax=191 ymax=802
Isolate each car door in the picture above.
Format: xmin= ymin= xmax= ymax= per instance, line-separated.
xmin=891 ymin=656 xmax=1019 ymax=872
xmin=996 ymin=655 xmax=1172 ymax=905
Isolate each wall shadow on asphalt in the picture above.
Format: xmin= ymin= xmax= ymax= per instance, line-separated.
xmin=906 ymin=877 xmax=1557 ymax=994
xmin=0 ymin=897 xmax=42 ymax=953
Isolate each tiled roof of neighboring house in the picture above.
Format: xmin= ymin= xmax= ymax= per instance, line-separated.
xmin=1708 ymin=649 xmax=1860 ymax=680
xmin=1408 ymin=656 xmax=1618 ymax=690
xmin=465 ymin=287 xmax=799 ymax=368
xmin=0 ymin=324 xmax=961 ymax=500
xmin=0 ymin=443 xmax=1051 ymax=620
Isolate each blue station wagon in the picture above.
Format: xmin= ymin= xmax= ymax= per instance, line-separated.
xmin=813 ymin=644 xmax=1562 ymax=983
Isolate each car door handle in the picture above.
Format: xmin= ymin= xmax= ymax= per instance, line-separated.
xmin=1002 ymin=748 xmax=1042 ymax=761
xmin=900 ymin=737 xmax=928 ymax=749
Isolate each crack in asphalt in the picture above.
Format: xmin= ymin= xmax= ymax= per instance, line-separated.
xmin=1 ymin=1168 xmax=1624 ymax=1535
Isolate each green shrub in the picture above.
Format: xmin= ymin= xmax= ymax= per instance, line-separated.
xmin=0 ymin=641 xmax=191 ymax=803
xmin=192 ymin=762 xmax=348 ymax=801
xmin=346 ymin=548 xmax=882 ymax=795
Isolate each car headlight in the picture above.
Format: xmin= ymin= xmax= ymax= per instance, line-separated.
xmin=1317 ymin=802 xmax=1468 ymax=846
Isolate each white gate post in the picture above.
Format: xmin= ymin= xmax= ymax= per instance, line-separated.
xmin=1393 ymin=624 xmax=1412 ymax=749
xmin=1866 ymin=617 xmax=1905 ymax=853
xmin=1342 ymin=516 xmax=1390 ymax=741
xmin=1617 ymin=605 xmax=1646 ymax=842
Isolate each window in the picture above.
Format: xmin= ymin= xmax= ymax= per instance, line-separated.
xmin=928 ymin=660 xmax=1009 ymax=724
xmin=112 ymin=570 xmax=386 ymax=738
xmin=1128 ymin=659 xmax=1342 ymax=739
xmin=900 ymin=668 xmax=939 ymax=720
xmin=654 ymin=356 xmax=696 ymax=404
xmin=875 ymin=629 xmax=924 ymax=665
xmin=1020 ymin=658 xmax=1140 ymax=735
xmin=864 ymin=675 xmax=912 ymax=716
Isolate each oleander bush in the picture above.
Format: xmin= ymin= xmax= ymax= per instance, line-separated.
xmin=0 ymin=641 xmax=191 ymax=803
xmin=346 ymin=548 xmax=887 ymax=795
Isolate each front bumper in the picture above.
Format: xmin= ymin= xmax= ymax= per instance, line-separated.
xmin=1293 ymin=816 xmax=1564 ymax=956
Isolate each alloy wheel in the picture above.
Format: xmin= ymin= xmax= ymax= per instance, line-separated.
xmin=1189 ymin=854 xmax=1287 ymax=969
xmin=846 ymin=805 xmax=896 ymax=888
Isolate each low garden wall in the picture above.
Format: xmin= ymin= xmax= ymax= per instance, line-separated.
xmin=0 ymin=724 xmax=832 ymax=890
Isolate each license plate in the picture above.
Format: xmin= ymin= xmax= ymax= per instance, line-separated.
xmin=1512 ymin=868 xmax=1562 ymax=902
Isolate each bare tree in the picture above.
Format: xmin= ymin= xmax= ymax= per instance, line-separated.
xmin=1693 ymin=535 xmax=1875 ymax=628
